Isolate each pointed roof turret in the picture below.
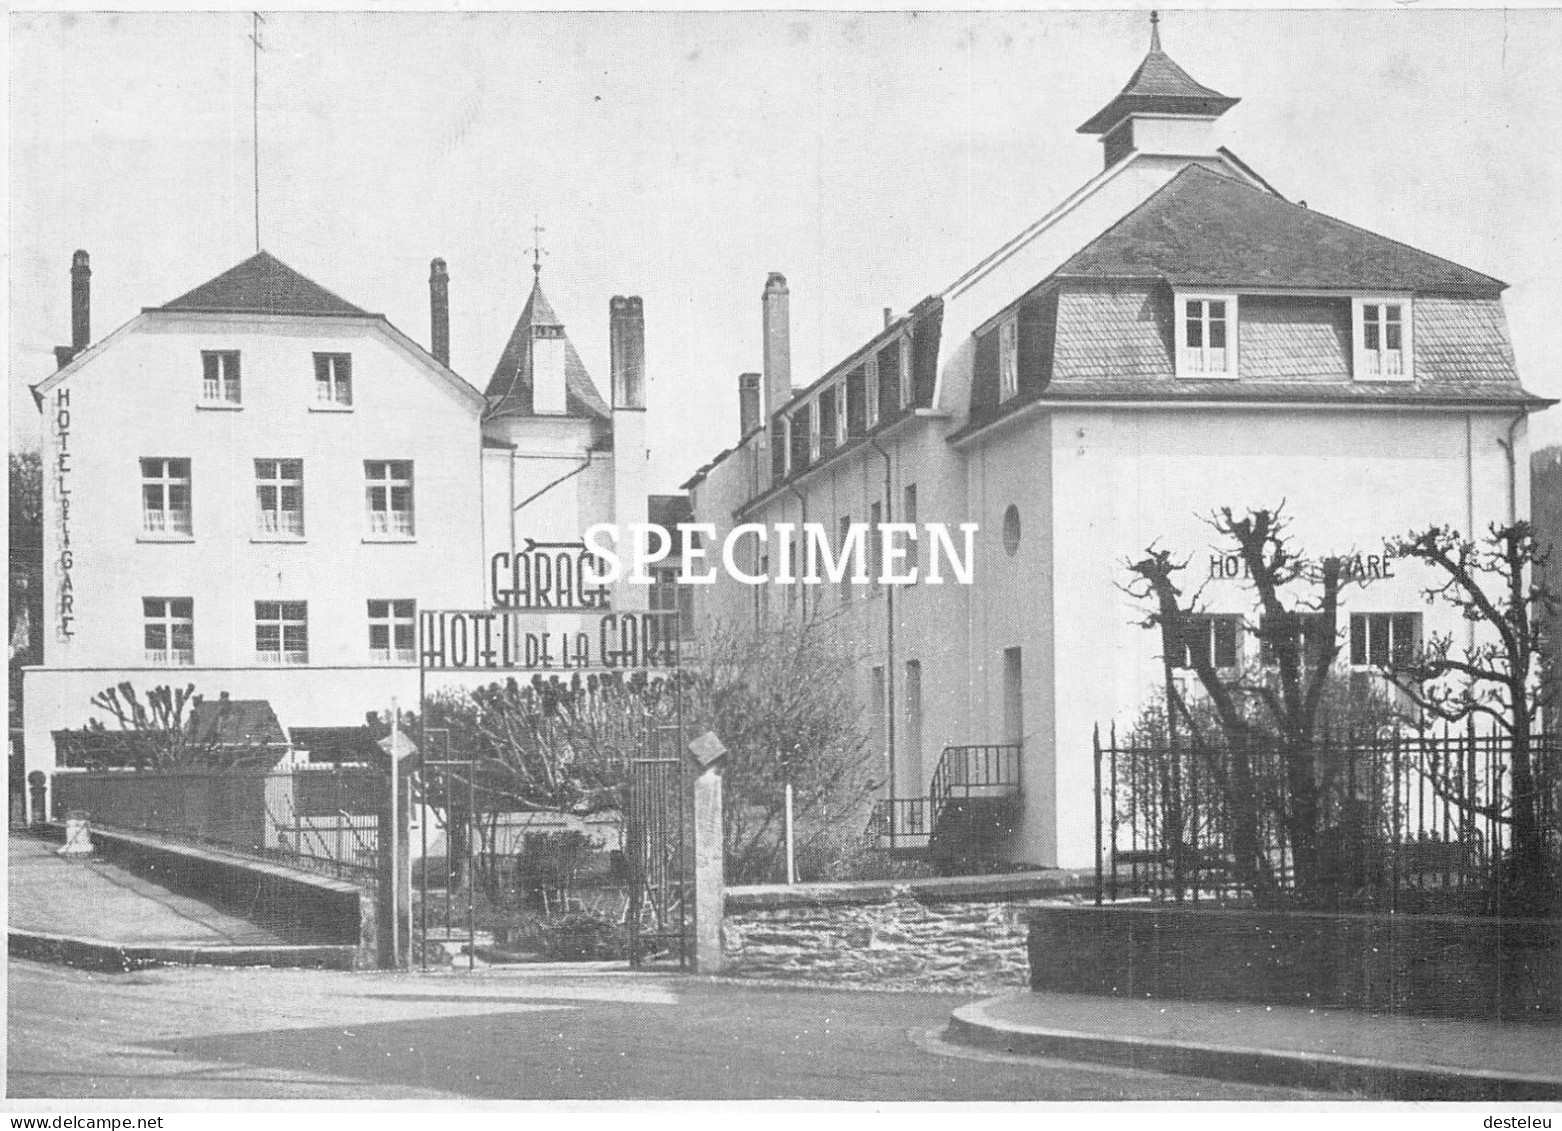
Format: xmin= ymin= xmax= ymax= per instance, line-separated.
xmin=483 ymin=274 xmax=611 ymax=420
xmin=1077 ymin=11 xmax=1239 ymax=135
xmin=158 ymin=251 xmax=373 ymax=317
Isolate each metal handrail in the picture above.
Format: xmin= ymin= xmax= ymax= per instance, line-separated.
xmin=928 ymin=743 xmax=1022 ymax=840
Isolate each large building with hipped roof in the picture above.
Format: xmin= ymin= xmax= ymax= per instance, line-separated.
xmin=682 ymin=15 xmax=1552 ymax=869
xmin=21 ymin=245 xmax=657 ymax=812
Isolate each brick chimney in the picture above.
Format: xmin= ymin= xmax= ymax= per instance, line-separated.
xmin=609 ymin=295 xmax=650 ymax=614
xmin=55 ymin=250 xmax=91 ymax=370
xmin=429 ymin=258 xmax=450 ymax=367
xmin=609 ymin=296 xmax=646 ymax=410
xmin=738 ymin=372 xmax=761 ymax=436
xmin=762 ymin=273 xmax=790 ymax=418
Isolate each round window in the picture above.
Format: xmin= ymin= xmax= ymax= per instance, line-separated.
xmin=1002 ymin=504 xmax=1021 ymax=556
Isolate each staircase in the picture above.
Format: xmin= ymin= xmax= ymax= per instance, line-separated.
xmin=868 ymin=744 xmax=1022 ymax=872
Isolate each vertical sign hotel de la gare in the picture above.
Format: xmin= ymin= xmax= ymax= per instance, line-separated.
xmin=418 ymin=539 xmax=678 ymax=674
xmin=52 ymin=386 xmax=76 ymax=643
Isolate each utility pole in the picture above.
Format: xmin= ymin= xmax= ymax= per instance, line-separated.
xmin=389 ymin=699 xmax=400 ymax=969
xmin=250 ymin=12 xmax=266 ymax=252
xmin=783 ymin=745 xmax=796 ymax=885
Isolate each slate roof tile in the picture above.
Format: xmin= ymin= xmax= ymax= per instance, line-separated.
xmin=1078 ymin=46 xmax=1239 ymax=134
xmin=160 ymin=251 xmax=371 ymax=318
xmin=484 ymin=279 xmax=611 ymax=421
xmin=1238 ymin=296 xmax=1351 ymax=383
xmin=1055 ymin=165 xmax=1506 ymax=296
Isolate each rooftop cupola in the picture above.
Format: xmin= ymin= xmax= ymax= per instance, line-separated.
xmin=1078 ymin=11 xmax=1239 ymax=169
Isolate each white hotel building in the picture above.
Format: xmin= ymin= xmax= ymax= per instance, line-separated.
xmin=23 ymin=249 xmax=660 ymax=813
xmin=683 ymin=22 xmax=1553 ymax=868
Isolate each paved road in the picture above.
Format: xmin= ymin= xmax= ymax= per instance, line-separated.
xmin=8 ymin=959 xmax=1321 ymax=1101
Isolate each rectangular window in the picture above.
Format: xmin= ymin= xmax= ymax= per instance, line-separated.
xmin=1176 ymin=614 xmax=1242 ymax=670
xmin=869 ymin=501 xmax=883 ymax=590
xmin=314 ymin=352 xmax=353 ymax=405
xmin=1354 ymin=298 xmax=1411 ymax=381
xmin=870 ymin=665 xmax=887 ymax=760
xmin=1260 ymin=612 xmax=1328 ymax=667
xmin=201 ymin=351 xmax=240 ymax=403
xmin=904 ymin=659 xmax=924 ymax=788
xmin=365 ymin=460 xmax=414 ymax=536
xmin=1350 ymin=612 xmax=1420 ymax=667
xmin=1177 ymin=295 xmax=1238 ymax=378
xmin=818 ymin=387 xmax=838 ymax=457
xmin=367 ymin=599 xmax=416 ymax=663
xmin=834 ymin=383 xmax=848 ymax=446
xmin=1003 ymin=646 xmax=1023 ymax=746
xmin=846 ymin=367 xmax=867 ymax=438
xmin=877 ymin=341 xmax=901 ymax=418
xmin=143 ymin=598 xmax=194 ymax=665
xmin=899 ymin=333 xmax=914 ymax=409
xmin=902 ymin=484 xmax=918 ymax=577
xmin=256 ymin=601 xmax=308 ymax=664
xmin=141 ymin=458 xmax=192 ymax=535
xmin=255 ymin=459 xmax=304 ymax=536
xmin=790 ymin=405 xmax=812 ymax=472
xmin=866 ymin=356 xmax=880 ymax=427
xmin=649 ymin=567 xmax=678 ymax=616
xmin=770 ymin=419 xmax=787 ymax=483
xmin=999 ymin=316 xmax=1019 ymax=402
xmin=838 ymin=515 xmax=853 ymax=604
xmin=650 ymin=567 xmax=695 ymax=643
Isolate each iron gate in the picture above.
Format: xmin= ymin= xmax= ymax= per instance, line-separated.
xmin=626 ymin=727 xmax=690 ymax=967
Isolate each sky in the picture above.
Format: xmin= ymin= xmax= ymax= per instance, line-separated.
xmin=11 ymin=8 xmax=1562 ymax=491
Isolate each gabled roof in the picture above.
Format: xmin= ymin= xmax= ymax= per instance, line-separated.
xmin=187 ymin=696 xmax=288 ymax=748
xmin=159 ymin=251 xmax=374 ymax=318
xmin=484 ymin=278 xmax=611 ymax=421
xmin=1078 ymin=38 xmax=1238 ymax=134
xmin=1054 ymin=164 xmax=1506 ymax=296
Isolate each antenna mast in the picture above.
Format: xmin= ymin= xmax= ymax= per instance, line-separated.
xmin=251 ymin=12 xmax=266 ymax=252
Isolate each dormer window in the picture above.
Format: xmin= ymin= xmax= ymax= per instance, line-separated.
xmin=866 ymin=355 xmax=880 ymax=426
xmin=1353 ymin=297 xmax=1412 ymax=382
xmin=899 ymin=334 xmax=914 ymax=409
xmin=834 ymin=383 xmax=848 ymax=447
xmin=998 ymin=316 xmax=1019 ymax=402
xmin=818 ymin=386 xmax=838 ymax=457
xmin=1176 ymin=294 xmax=1238 ymax=379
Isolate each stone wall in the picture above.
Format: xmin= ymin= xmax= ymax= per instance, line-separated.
xmin=723 ymin=889 xmax=1037 ymax=991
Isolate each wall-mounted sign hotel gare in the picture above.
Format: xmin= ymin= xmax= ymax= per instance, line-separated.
xmin=1208 ymin=549 xmax=1396 ymax=582
xmin=53 ymin=388 xmax=76 ymax=640
xmin=419 ymin=609 xmax=677 ymax=672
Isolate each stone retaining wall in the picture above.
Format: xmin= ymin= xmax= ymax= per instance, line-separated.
xmin=723 ymin=889 xmax=1041 ymax=991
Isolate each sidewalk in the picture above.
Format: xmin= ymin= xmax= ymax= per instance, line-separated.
xmin=7 ymin=831 xmax=354 ymax=970
xmin=947 ymin=989 xmax=1562 ymax=1100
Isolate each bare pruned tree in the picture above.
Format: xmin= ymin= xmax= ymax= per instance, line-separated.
xmin=65 ymin=682 xmax=277 ymax=770
xmin=1382 ymin=522 xmax=1558 ymax=912
xmin=1125 ymin=505 xmax=1355 ymax=900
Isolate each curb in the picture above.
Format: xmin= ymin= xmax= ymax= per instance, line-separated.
xmin=9 ymin=929 xmax=359 ymax=973
xmin=945 ymin=997 xmax=1562 ymax=1101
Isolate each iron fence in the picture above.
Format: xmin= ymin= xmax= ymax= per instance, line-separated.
xmin=1092 ymin=719 xmax=1561 ymax=914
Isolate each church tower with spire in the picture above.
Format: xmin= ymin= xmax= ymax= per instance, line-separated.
xmin=478 ymin=239 xmax=656 ymax=613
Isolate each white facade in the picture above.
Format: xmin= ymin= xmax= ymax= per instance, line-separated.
xmin=22 ymin=255 xmax=657 ymax=814
xmin=684 ymin=31 xmax=1549 ymax=869
xmin=25 ymin=305 xmax=486 ymax=792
